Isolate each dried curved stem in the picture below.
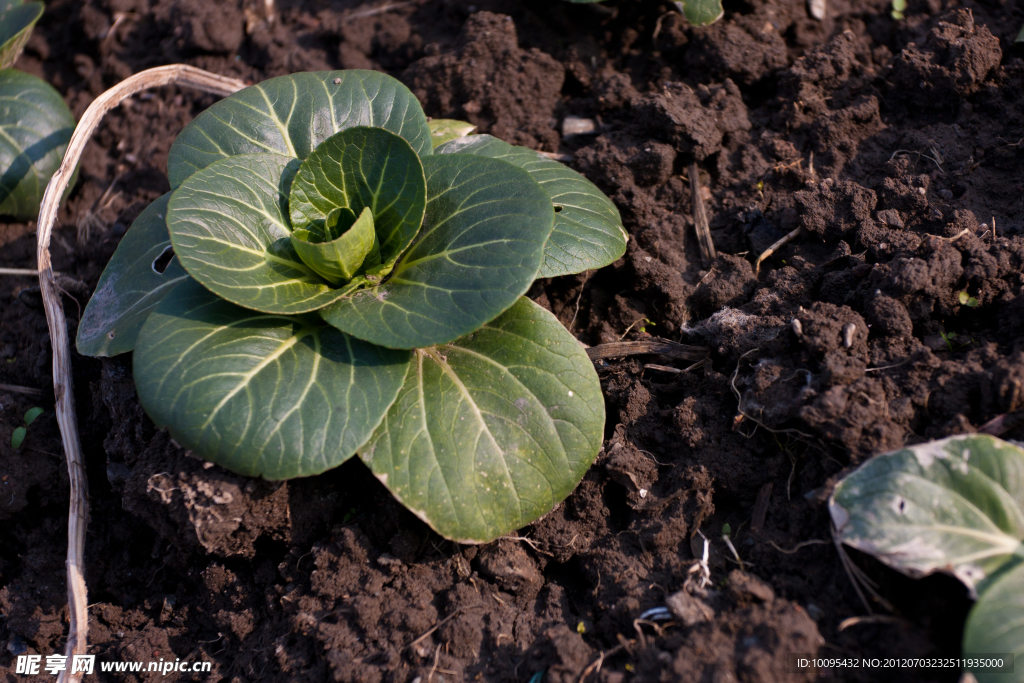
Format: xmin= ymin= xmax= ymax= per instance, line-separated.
xmin=36 ymin=65 xmax=245 ymax=683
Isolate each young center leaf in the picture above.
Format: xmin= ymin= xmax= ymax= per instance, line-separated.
xmin=320 ymin=153 xmax=554 ymax=349
xmin=288 ymin=126 xmax=426 ymax=273
xmin=166 ymin=70 xmax=433 ymax=189
xmin=0 ymin=0 xmax=43 ymax=69
xmin=133 ymin=279 xmax=411 ymax=480
xmin=166 ymin=153 xmax=360 ymax=314
xmin=0 ymin=69 xmax=75 ymax=219
xmin=77 ymin=194 xmax=189 ymax=357
xmin=437 ymin=135 xmax=626 ymax=278
xmin=830 ymin=435 xmax=1024 ymax=594
xmin=290 ymin=207 xmax=380 ymax=285
xmin=359 ymin=296 xmax=604 ymax=543
xmin=962 ymin=561 xmax=1024 ymax=683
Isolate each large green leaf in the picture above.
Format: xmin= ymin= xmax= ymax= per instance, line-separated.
xmin=167 ymin=153 xmax=360 ymax=314
xmin=963 ymin=562 xmax=1024 ymax=682
xmin=167 ymin=70 xmax=432 ymax=189
xmin=0 ymin=68 xmax=75 ymax=219
xmin=319 ymin=153 xmax=554 ymax=349
xmin=288 ymin=126 xmax=426 ymax=271
xmin=0 ymin=1 xmax=43 ymax=69
xmin=359 ymin=296 xmax=604 ymax=543
xmin=77 ymin=194 xmax=189 ymax=357
xmin=437 ymin=135 xmax=626 ymax=278
xmin=831 ymin=435 xmax=1024 ymax=594
xmin=133 ymin=279 xmax=411 ymax=479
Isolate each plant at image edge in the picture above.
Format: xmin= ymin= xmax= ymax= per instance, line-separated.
xmin=0 ymin=0 xmax=76 ymax=219
xmin=565 ymin=0 xmax=724 ymax=26
xmin=831 ymin=435 xmax=1024 ymax=682
xmin=76 ymin=69 xmax=627 ymax=543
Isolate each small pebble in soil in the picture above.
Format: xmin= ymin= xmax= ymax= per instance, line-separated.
xmin=562 ymin=116 xmax=597 ymax=137
xmin=843 ymin=323 xmax=856 ymax=348
xmin=791 ymin=318 xmax=803 ymax=336
xmin=6 ymin=635 xmax=27 ymax=655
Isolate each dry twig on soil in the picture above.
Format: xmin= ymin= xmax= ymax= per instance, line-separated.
xmin=35 ymin=64 xmax=246 ymax=683
xmin=754 ymin=226 xmax=803 ymax=275
xmin=586 ymin=339 xmax=708 ymax=362
xmin=689 ymin=162 xmax=716 ymax=268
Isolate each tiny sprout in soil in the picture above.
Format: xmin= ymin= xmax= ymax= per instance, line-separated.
xmin=959 ymin=291 xmax=980 ymax=307
xmin=10 ymin=405 xmax=43 ymax=450
xmin=77 ymin=70 xmax=627 ymax=543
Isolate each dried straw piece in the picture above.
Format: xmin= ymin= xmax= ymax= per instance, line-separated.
xmin=690 ymin=162 xmax=716 ymax=268
xmin=35 ymin=65 xmax=246 ymax=683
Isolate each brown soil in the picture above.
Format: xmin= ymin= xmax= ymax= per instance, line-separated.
xmin=3 ymin=0 xmax=1023 ymax=681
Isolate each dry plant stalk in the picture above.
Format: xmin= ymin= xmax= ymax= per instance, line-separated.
xmin=689 ymin=162 xmax=716 ymax=268
xmin=35 ymin=64 xmax=246 ymax=683
xmin=754 ymin=225 xmax=803 ymax=275
xmin=586 ymin=338 xmax=709 ymax=362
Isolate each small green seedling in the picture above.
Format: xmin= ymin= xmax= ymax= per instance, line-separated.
xmin=832 ymin=435 xmax=1024 ymax=683
xmin=890 ymin=0 xmax=907 ymax=20
xmin=0 ymin=1 xmax=75 ymax=219
xmin=11 ymin=405 xmax=43 ymax=449
xmin=565 ymin=0 xmax=724 ymax=26
xmin=940 ymin=330 xmax=972 ymax=351
xmin=958 ymin=291 xmax=980 ymax=308
xmin=77 ymin=70 xmax=628 ymax=543
xmin=721 ymin=522 xmax=746 ymax=570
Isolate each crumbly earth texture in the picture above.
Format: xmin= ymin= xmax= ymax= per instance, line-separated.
xmin=2 ymin=0 xmax=1022 ymax=681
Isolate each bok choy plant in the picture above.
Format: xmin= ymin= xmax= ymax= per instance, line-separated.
xmin=0 ymin=0 xmax=75 ymax=219
xmin=77 ymin=70 xmax=627 ymax=543
xmin=832 ymin=435 xmax=1024 ymax=682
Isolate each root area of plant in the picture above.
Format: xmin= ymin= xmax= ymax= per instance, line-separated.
xmin=3 ymin=0 xmax=1022 ymax=681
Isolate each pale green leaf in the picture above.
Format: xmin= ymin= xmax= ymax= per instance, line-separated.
xmin=830 ymin=435 xmax=1024 ymax=594
xmin=360 ymin=296 xmax=604 ymax=542
xmin=319 ymin=153 xmax=554 ymax=349
xmin=133 ymin=279 xmax=411 ymax=479
xmin=77 ymin=194 xmax=190 ymax=357
xmin=437 ymin=135 xmax=625 ymax=278
xmin=428 ymin=119 xmax=476 ymax=148
xmin=0 ymin=69 xmax=75 ymax=219
xmin=167 ymin=70 xmax=432 ymax=189
xmin=291 ymin=206 xmax=380 ymax=285
xmin=963 ymin=561 xmax=1024 ymax=682
xmin=675 ymin=0 xmax=724 ymax=26
xmin=0 ymin=1 xmax=42 ymax=69
xmin=167 ymin=153 xmax=360 ymax=314
xmin=288 ymin=126 xmax=426 ymax=271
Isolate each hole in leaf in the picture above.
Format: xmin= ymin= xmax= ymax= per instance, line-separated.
xmin=152 ymin=245 xmax=174 ymax=274
xmin=554 ymin=205 xmax=564 ymax=213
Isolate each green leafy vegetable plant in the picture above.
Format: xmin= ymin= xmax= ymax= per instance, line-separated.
xmin=77 ymin=70 xmax=627 ymax=543
xmin=10 ymin=405 xmax=43 ymax=449
xmin=0 ymin=0 xmax=75 ymax=219
xmin=831 ymin=435 xmax=1024 ymax=682
xmin=564 ymin=0 xmax=724 ymax=27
